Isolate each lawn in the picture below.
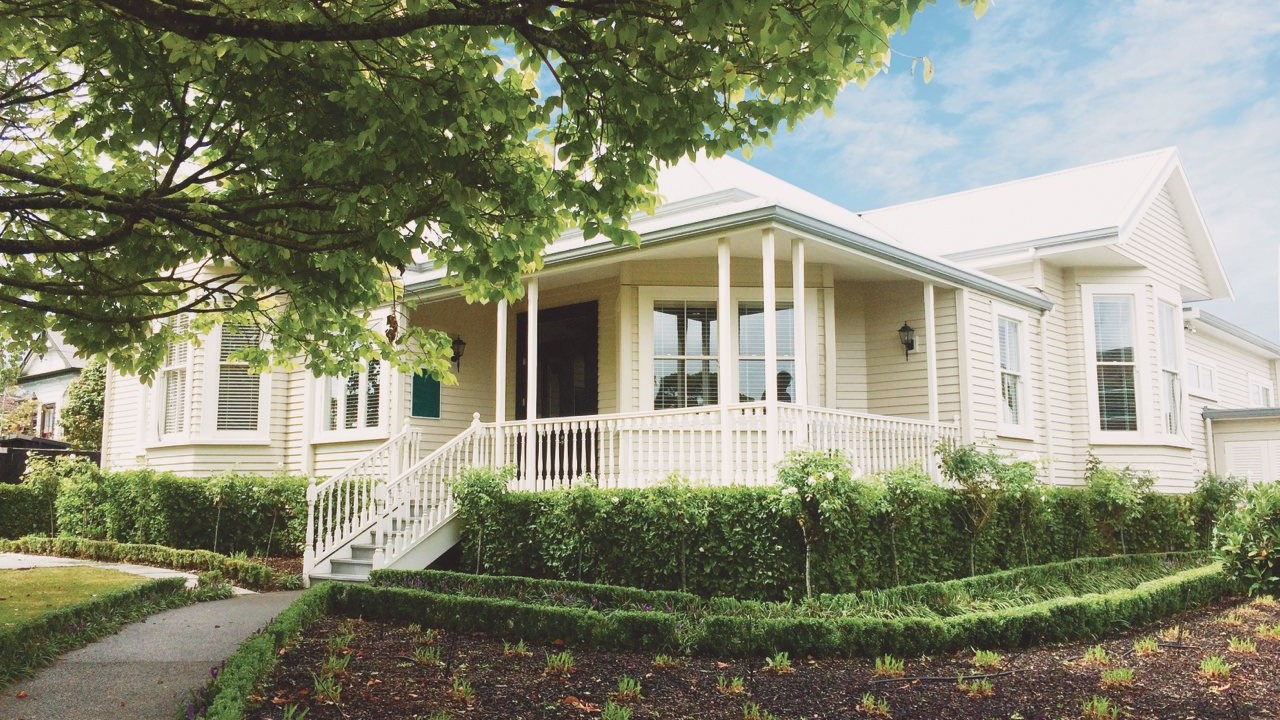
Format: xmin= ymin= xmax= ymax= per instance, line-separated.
xmin=0 ymin=567 xmax=145 ymax=627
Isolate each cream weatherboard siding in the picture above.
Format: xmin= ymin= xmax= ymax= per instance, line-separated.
xmin=1186 ymin=330 xmax=1280 ymax=474
xmin=1114 ymin=187 xmax=1213 ymax=301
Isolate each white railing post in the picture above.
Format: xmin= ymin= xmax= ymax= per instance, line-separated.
xmin=762 ymin=228 xmax=781 ymax=479
xmin=523 ymin=277 xmax=538 ymax=491
xmin=792 ymin=237 xmax=808 ymax=446
xmin=303 ymin=481 xmax=317 ymax=586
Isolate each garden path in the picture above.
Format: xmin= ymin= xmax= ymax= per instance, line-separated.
xmin=0 ymin=551 xmax=263 ymax=595
xmin=0 ymin=567 xmax=302 ymax=720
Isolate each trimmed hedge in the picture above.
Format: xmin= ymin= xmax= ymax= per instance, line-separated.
xmin=333 ymin=561 xmax=1232 ymax=658
xmin=0 ymin=576 xmax=189 ymax=684
xmin=14 ymin=455 xmax=307 ymax=556
xmin=0 ymin=536 xmax=301 ymax=591
xmin=0 ymin=480 xmax=57 ymax=539
xmin=193 ymin=584 xmax=332 ymax=720
xmin=456 ymin=477 xmax=1212 ymax=599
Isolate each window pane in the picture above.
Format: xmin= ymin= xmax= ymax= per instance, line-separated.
xmin=654 ymin=302 xmax=717 ymax=357
xmin=998 ymin=317 xmax=1020 ymax=372
xmin=1158 ymin=302 xmax=1178 ymax=366
xmin=738 ymin=302 xmax=794 ymax=357
xmin=653 ymin=358 xmax=681 ymax=409
xmin=163 ymin=368 xmax=186 ymax=434
xmin=1001 ymin=373 xmax=1020 ymax=425
xmin=217 ymin=366 xmax=260 ymax=430
xmin=1163 ymin=370 xmax=1181 ymax=434
xmin=343 ymin=372 xmax=360 ymax=429
xmin=219 ymin=325 xmax=260 ymax=361
xmin=365 ymin=361 xmax=381 ymax=427
xmin=1093 ymin=295 xmax=1134 ymax=363
xmin=738 ymin=358 xmax=764 ymax=402
xmin=654 ymin=359 xmax=717 ymax=408
xmin=1097 ymin=365 xmax=1137 ymax=431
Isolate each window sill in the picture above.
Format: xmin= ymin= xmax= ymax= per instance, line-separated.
xmin=1088 ymin=434 xmax=1193 ymax=450
xmin=145 ymin=436 xmax=272 ymax=449
xmin=996 ymin=427 xmax=1037 ymax=442
xmin=312 ymin=427 xmax=390 ymax=445
xmin=1188 ymin=390 xmax=1218 ymax=402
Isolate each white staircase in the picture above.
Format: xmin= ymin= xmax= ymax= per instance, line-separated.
xmin=304 ymin=416 xmax=491 ymax=583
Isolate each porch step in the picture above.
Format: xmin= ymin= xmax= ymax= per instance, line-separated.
xmin=349 ymin=543 xmax=379 ymax=561
xmin=309 ymin=572 xmax=374 ymax=583
xmin=329 ymin=557 xmax=373 ymax=578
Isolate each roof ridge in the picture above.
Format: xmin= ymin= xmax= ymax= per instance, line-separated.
xmin=859 ymin=147 xmax=1178 ymax=216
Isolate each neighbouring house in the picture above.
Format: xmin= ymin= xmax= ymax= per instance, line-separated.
xmin=14 ymin=331 xmax=84 ymax=440
xmin=98 ymin=147 xmax=1279 ymax=581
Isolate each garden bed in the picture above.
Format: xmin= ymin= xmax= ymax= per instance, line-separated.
xmin=248 ymin=596 xmax=1280 ymax=719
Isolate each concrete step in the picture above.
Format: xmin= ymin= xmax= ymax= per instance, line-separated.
xmin=329 ymin=558 xmax=372 ymax=578
xmin=348 ymin=543 xmax=378 ymax=561
xmin=309 ymin=572 xmax=371 ymax=583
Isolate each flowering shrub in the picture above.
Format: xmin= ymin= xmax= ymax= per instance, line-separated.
xmin=776 ymin=451 xmax=851 ymax=596
xmin=1214 ymin=481 xmax=1280 ymax=596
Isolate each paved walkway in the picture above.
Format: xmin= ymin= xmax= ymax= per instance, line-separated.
xmin=0 ymin=552 xmax=253 ymax=595
xmin=0 ymin=555 xmax=303 ymax=720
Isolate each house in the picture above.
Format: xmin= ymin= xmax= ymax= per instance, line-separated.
xmin=14 ymin=332 xmax=84 ymax=440
xmin=98 ymin=147 xmax=1279 ymax=581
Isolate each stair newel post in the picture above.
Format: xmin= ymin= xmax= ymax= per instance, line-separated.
xmin=469 ymin=412 xmax=482 ymax=468
xmin=303 ymin=479 xmax=317 ymax=587
xmin=372 ymin=482 xmax=389 ymax=570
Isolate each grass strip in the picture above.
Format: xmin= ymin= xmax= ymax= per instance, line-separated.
xmin=0 ymin=536 xmax=301 ymax=592
xmin=0 ymin=576 xmax=190 ymax=686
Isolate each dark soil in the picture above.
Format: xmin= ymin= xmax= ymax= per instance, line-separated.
xmin=247 ymin=556 xmax=303 ymax=576
xmin=249 ymin=597 xmax=1280 ymax=719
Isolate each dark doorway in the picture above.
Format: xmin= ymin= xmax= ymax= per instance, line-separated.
xmin=516 ymin=301 xmax=599 ymax=420
xmin=514 ymin=301 xmax=599 ymax=487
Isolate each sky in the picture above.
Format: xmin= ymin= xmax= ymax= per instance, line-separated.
xmin=742 ymin=0 xmax=1280 ymax=342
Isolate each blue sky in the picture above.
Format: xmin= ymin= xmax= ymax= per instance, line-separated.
xmin=742 ymin=0 xmax=1280 ymax=341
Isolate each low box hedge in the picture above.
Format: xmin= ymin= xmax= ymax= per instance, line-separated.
xmin=0 ymin=536 xmax=300 ymax=592
xmin=193 ymin=583 xmax=332 ymax=720
xmin=0 ymin=576 xmax=189 ymax=685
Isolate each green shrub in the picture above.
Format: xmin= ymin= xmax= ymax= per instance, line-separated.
xmin=0 ymin=474 xmax=58 ymax=538
xmin=36 ymin=460 xmax=308 ymax=556
xmin=1190 ymin=473 xmax=1247 ymax=544
xmin=455 ymin=452 xmax=1207 ymax=599
xmin=1084 ymin=454 xmax=1154 ymax=554
xmin=0 ymin=536 xmax=298 ymax=591
xmin=1214 ymin=481 xmax=1280 ymax=596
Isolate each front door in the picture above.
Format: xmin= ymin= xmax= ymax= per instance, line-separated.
xmin=515 ymin=301 xmax=599 ymax=486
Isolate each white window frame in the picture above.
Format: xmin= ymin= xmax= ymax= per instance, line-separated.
xmin=638 ymin=286 xmax=801 ymax=412
xmin=1249 ymin=374 xmax=1275 ymax=407
xmin=199 ymin=324 xmax=272 ymax=444
xmin=1081 ymin=284 xmax=1150 ymax=444
xmin=992 ymin=303 xmax=1033 ymax=439
xmin=149 ymin=321 xmax=193 ymax=447
xmin=1156 ymin=295 xmax=1187 ymax=439
xmin=1186 ymin=357 xmax=1218 ymax=400
xmin=313 ymin=360 xmax=390 ymax=444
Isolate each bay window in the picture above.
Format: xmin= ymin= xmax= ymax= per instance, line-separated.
xmin=159 ymin=321 xmax=189 ymax=437
xmin=1090 ymin=292 xmax=1139 ymax=433
xmin=737 ymin=302 xmax=795 ymax=403
xmin=1157 ymin=301 xmax=1183 ymax=435
xmin=321 ymin=360 xmax=385 ymax=433
xmin=651 ymin=301 xmax=719 ymax=409
xmin=215 ymin=325 xmax=263 ymax=431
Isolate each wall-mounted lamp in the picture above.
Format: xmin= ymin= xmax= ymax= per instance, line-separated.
xmin=898 ymin=322 xmax=915 ymax=361
xmin=450 ymin=335 xmax=467 ymax=368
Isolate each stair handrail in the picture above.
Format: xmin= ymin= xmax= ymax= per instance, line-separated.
xmin=304 ymin=427 xmax=427 ymax=577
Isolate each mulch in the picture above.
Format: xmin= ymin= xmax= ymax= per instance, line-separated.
xmin=247 ymin=597 xmax=1280 ymax=719
xmin=247 ymin=556 xmax=303 ymax=576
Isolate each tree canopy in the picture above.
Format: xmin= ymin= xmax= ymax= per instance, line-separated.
xmin=0 ymin=0 xmax=981 ymax=378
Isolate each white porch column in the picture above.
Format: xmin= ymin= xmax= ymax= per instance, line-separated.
xmin=791 ymin=238 xmax=808 ymax=444
xmin=763 ymin=229 xmax=780 ymax=478
xmin=523 ymin=279 xmax=538 ymax=490
xmin=924 ymin=281 xmax=939 ymax=424
xmin=494 ymin=298 xmax=508 ymax=466
xmin=717 ymin=237 xmax=733 ymax=484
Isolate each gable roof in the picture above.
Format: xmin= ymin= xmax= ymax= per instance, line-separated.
xmin=18 ymin=331 xmax=81 ymax=380
xmin=858 ymin=148 xmax=1233 ymax=299
xmin=1184 ymin=307 xmax=1280 ymax=360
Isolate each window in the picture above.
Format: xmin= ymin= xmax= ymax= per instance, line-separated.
xmin=1186 ymin=359 xmax=1216 ymax=398
xmin=1092 ymin=294 xmax=1138 ymax=432
xmin=39 ymin=404 xmax=56 ymax=438
xmin=323 ymin=360 xmax=384 ymax=431
xmin=997 ymin=316 xmax=1025 ymax=427
xmin=737 ymin=302 xmax=795 ymax=403
xmin=216 ymin=325 xmax=262 ymax=431
xmin=1157 ymin=301 xmax=1182 ymax=435
xmin=1250 ymin=376 xmax=1275 ymax=407
xmin=159 ymin=322 xmax=189 ymax=436
xmin=652 ymin=301 xmax=719 ymax=409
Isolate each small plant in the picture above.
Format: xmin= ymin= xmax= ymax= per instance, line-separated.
xmin=873 ymin=654 xmax=905 ymax=678
xmin=956 ymin=677 xmax=994 ymax=697
xmin=856 ymin=692 xmax=891 ymax=718
xmin=970 ymin=649 xmax=1002 ymax=669
xmin=1228 ymin=637 xmax=1257 ymax=654
xmin=1158 ymin=625 xmax=1187 ymax=643
xmin=337 ymin=618 xmax=360 ymax=635
xmin=1217 ymin=610 xmax=1245 ymax=627
xmin=602 ymin=702 xmax=633 ymax=720
xmin=762 ymin=651 xmax=794 ymax=675
xmin=1132 ymin=637 xmax=1160 ymax=656
xmin=717 ymin=675 xmax=746 ymax=695
xmin=502 ymin=639 xmax=531 ymax=657
xmin=1256 ymin=623 xmax=1280 ymax=641
xmin=1082 ymin=695 xmax=1119 ymax=720
xmin=417 ymin=628 xmax=441 ymax=645
xmin=406 ymin=622 xmax=423 ymax=634
xmin=743 ymin=701 xmax=780 ymax=720
xmin=652 ymin=653 xmax=682 ymax=669
xmin=1099 ymin=668 xmax=1134 ymax=688
xmin=312 ymin=673 xmax=342 ymax=704
xmin=281 ymin=705 xmax=310 ymax=720
xmin=1199 ymin=655 xmax=1231 ymax=679
xmin=450 ymin=676 xmax=474 ymax=702
xmin=611 ymin=675 xmax=643 ymax=703
xmin=1250 ymin=594 xmax=1278 ymax=610
xmin=545 ymin=650 xmax=575 ymax=676
xmin=327 ymin=632 xmax=354 ymax=653
xmin=320 ymin=653 xmax=351 ymax=676
xmin=413 ymin=645 xmax=443 ymax=667
xmin=1081 ymin=645 xmax=1109 ymax=667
